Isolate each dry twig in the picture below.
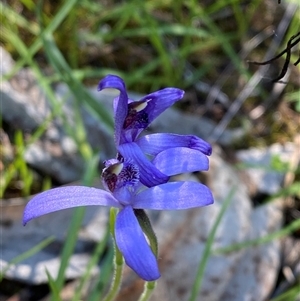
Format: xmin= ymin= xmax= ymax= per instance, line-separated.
xmin=247 ymin=32 xmax=300 ymax=83
xmin=210 ymin=2 xmax=298 ymax=143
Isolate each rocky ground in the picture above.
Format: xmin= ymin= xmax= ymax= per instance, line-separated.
xmin=1 ymin=43 xmax=300 ymax=300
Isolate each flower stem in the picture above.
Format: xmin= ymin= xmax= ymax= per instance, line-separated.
xmin=137 ymin=281 xmax=156 ymax=301
xmin=102 ymin=208 xmax=124 ymax=301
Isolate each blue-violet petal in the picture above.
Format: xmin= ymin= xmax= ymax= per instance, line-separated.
xmin=118 ymin=142 xmax=169 ymax=187
xmin=23 ymin=186 xmax=121 ymax=225
xmin=115 ymin=206 xmax=160 ymax=281
xmin=133 ymin=181 xmax=214 ymax=210
xmin=97 ymin=75 xmax=128 ymax=145
xmin=139 ymin=88 xmax=184 ymax=126
xmin=153 ymin=147 xmax=209 ymax=176
xmin=137 ymin=133 xmax=212 ymax=156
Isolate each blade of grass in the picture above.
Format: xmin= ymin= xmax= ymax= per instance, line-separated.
xmin=20 ymin=0 xmax=35 ymax=11
xmin=14 ymin=130 xmax=34 ymax=196
xmin=65 ymin=68 xmax=123 ymax=82
xmin=1 ymin=27 xmax=67 ymax=119
xmin=72 ymin=225 xmax=110 ymax=301
xmin=137 ymin=7 xmax=173 ymax=81
xmin=2 ymin=29 xmax=94 ymax=190
xmin=46 ymin=269 xmax=63 ymax=301
xmin=0 ymin=236 xmax=55 ymax=282
xmin=112 ymin=2 xmax=136 ymax=33
xmin=1 ymin=26 xmax=80 ymax=196
xmin=270 ymin=282 xmax=300 ymax=301
xmin=88 ymin=246 xmax=114 ymax=301
xmin=4 ymin=0 xmax=79 ymax=80
xmin=85 ymin=24 xmax=209 ymax=42
xmin=215 ymin=217 xmax=300 ymax=254
xmin=188 ymin=187 xmax=236 ymax=301
xmin=1 ymin=129 xmax=38 ymax=198
xmin=231 ymin=0 xmax=247 ymax=37
xmin=40 ymin=31 xmax=113 ymax=130
xmin=188 ymin=1 xmax=249 ymax=78
xmin=35 ymin=0 xmax=112 ymax=131
xmin=0 ymin=163 xmax=17 ymax=198
xmin=52 ymin=207 xmax=86 ymax=295
xmin=0 ymin=2 xmax=40 ymax=35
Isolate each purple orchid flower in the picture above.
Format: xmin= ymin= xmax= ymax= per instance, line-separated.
xmin=98 ymin=75 xmax=212 ymax=187
xmin=23 ymin=75 xmax=214 ymax=281
xmin=23 ymin=155 xmax=213 ymax=281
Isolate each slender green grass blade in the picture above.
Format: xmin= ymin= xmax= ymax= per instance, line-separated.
xmin=0 ymin=164 xmax=17 ymax=198
xmin=52 ymin=207 xmax=86 ymax=296
xmin=215 ymin=218 xmax=300 ymax=254
xmin=1 ymin=27 xmax=67 ymax=118
xmin=14 ymin=130 xmax=34 ymax=196
xmin=188 ymin=188 xmax=236 ymax=301
xmin=20 ymin=0 xmax=35 ymax=10
xmin=46 ymin=269 xmax=63 ymax=301
xmin=0 ymin=236 xmax=55 ymax=282
xmin=40 ymin=32 xmax=113 ymax=129
xmin=0 ymin=2 xmax=40 ymax=34
xmin=270 ymin=283 xmax=300 ymax=301
xmin=72 ymin=229 xmax=110 ymax=301
xmin=138 ymin=10 xmax=173 ymax=80
xmin=5 ymin=0 xmax=79 ymax=79
xmin=88 ymin=246 xmax=114 ymax=301
xmin=85 ymin=24 xmax=209 ymax=41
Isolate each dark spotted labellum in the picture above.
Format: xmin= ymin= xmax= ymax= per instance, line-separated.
xmin=102 ymin=161 xmax=139 ymax=193
xmin=123 ymin=100 xmax=150 ymax=129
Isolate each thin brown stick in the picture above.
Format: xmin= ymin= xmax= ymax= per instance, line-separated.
xmin=247 ymin=32 xmax=300 ymax=65
xmin=247 ymin=32 xmax=300 ymax=82
xmin=271 ymin=33 xmax=293 ymax=82
xmin=210 ymin=2 xmax=297 ymax=143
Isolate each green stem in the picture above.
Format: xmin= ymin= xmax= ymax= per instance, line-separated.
xmin=137 ymin=281 xmax=156 ymax=301
xmin=102 ymin=208 xmax=124 ymax=301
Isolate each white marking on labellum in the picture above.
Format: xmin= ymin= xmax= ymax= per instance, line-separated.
xmin=111 ymin=163 xmax=124 ymax=175
xmin=133 ymin=101 xmax=148 ymax=112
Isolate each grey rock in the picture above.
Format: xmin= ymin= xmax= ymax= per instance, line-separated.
xmin=24 ymin=127 xmax=85 ymax=183
xmin=1 ymin=46 xmax=15 ymax=76
xmin=1 ymin=67 xmax=50 ymax=131
xmin=220 ymin=202 xmax=283 ymax=301
xmin=147 ymin=146 xmax=284 ymax=301
xmin=151 ymin=108 xmax=245 ymax=146
xmin=236 ymin=143 xmax=296 ymax=195
xmin=149 ymin=148 xmax=254 ymax=301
